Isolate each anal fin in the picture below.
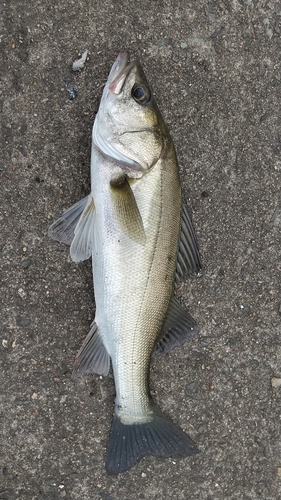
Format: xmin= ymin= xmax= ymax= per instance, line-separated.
xmin=153 ymin=297 xmax=199 ymax=356
xmin=72 ymin=321 xmax=110 ymax=378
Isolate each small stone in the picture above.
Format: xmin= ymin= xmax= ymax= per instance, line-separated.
xmin=31 ymin=393 xmax=38 ymax=399
xmin=201 ymin=191 xmax=209 ymax=198
xmin=157 ymin=39 xmax=165 ymax=48
xmin=263 ymin=18 xmax=273 ymax=39
xmin=192 ymin=476 xmax=206 ymax=484
xmin=2 ymin=339 xmax=8 ymax=348
xmin=66 ymin=82 xmax=78 ymax=100
xmin=99 ymin=494 xmax=114 ymax=500
xmin=250 ymin=359 xmax=259 ymax=369
xmin=21 ymin=259 xmax=31 ymax=269
xmin=172 ymin=53 xmax=179 ymax=63
xmin=199 ymin=339 xmax=209 ymax=347
xmin=226 ymin=338 xmax=236 ymax=347
xmin=141 ymin=472 xmax=147 ymax=477
xmin=277 ymin=467 xmax=281 ymax=477
xmin=18 ymin=288 xmax=26 ymax=298
xmin=16 ymin=315 xmax=30 ymax=327
xmin=180 ymin=42 xmax=188 ymax=49
xmin=197 ymin=423 xmax=207 ymax=433
xmin=72 ymin=49 xmax=88 ymax=71
xmin=185 ymin=381 xmax=196 ymax=396
xmin=271 ymin=377 xmax=281 ymax=388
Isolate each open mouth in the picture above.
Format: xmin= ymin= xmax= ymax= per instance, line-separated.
xmin=109 ymin=50 xmax=137 ymax=95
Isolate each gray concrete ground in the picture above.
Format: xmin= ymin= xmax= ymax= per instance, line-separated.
xmin=1 ymin=1 xmax=281 ymax=499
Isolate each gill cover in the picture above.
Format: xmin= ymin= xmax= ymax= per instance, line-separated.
xmin=93 ymin=51 xmax=167 ymax=174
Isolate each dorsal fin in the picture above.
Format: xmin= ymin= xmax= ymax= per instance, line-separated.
xmin=175 ymin=202 xmax=202 ymax=283
xmin=153 ymin=297 xmax=199 ymax=356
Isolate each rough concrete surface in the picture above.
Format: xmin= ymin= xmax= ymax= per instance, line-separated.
xmin=1 ymin=0 xmax=281 ymax=499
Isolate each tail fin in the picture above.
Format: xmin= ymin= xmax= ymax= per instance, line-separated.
xmin=105 ymin=408 xmax=199 ymax=475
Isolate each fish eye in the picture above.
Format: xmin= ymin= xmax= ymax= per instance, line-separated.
xmin=131 ymin=84 xmax=151 ymax=104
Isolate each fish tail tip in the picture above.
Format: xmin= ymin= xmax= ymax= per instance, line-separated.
xmin=105 ymin=409 xmax=199 ymax=475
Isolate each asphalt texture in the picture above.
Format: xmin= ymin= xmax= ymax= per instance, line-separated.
xmin=1 ymin=1 xmax=281 ymax=499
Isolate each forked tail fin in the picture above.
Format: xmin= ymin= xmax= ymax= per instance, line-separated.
xmin=106 ymin=407 xmax=199 ymax=475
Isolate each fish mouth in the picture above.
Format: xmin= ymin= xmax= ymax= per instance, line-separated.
xmin=108 ymin=50 xmax=137 ymax=95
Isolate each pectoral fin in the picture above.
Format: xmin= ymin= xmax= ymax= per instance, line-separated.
xmin=175 ymin=202 xmax=202 ymax=282
xmin=153 ymin=297 xmax=199 ymax=356
xmin=110 ymin=173 xmax=145 ymax=244
xmin=48 ymin=196 xmax=89 ymax=245
xmin=48 ymin=195 xmax=96 ymax=262
xmin=69 ymin=195 xmax=96 ymax=262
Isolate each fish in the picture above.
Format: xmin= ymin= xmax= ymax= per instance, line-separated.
xmin=48 ymin=50 xmax=202 ymax=475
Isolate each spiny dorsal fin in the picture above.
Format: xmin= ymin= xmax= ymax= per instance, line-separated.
xmin=110 ymin=173 xmax=145 ymax=245
xmin=175 ymin=202 xmax=202 ymax=283
xmin=153 ymin=296 xmax=199 ymax=356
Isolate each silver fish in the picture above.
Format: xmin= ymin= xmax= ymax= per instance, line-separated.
xmin=48 ymin=50 xmax=202 ymax=475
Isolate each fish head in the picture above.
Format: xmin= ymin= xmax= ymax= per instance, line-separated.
xmin=93 ymin=51 xmax=168 ymax=177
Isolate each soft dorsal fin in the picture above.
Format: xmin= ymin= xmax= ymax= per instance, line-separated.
xmin=110 ymin=173 xmax=145 ymax=245
xmin=48 ymin=196 xmax=89 ymax=245
xmin=153 ymin=296 xmax=199 ymax=356
xmin=175 ymin=202 xmax=202 ymax=282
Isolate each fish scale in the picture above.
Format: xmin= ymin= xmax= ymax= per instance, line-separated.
xmin=48 ymin=50 xmax=202 ymax=474
xmin=93 ymin=151 xmax=177 ymax=420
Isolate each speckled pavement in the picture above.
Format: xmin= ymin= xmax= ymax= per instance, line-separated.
xmin=1 ymin=1 xmax=281 ymax=498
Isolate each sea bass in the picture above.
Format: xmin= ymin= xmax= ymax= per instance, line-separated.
xmin=48 ymin=51 xmax=202 ymax=475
